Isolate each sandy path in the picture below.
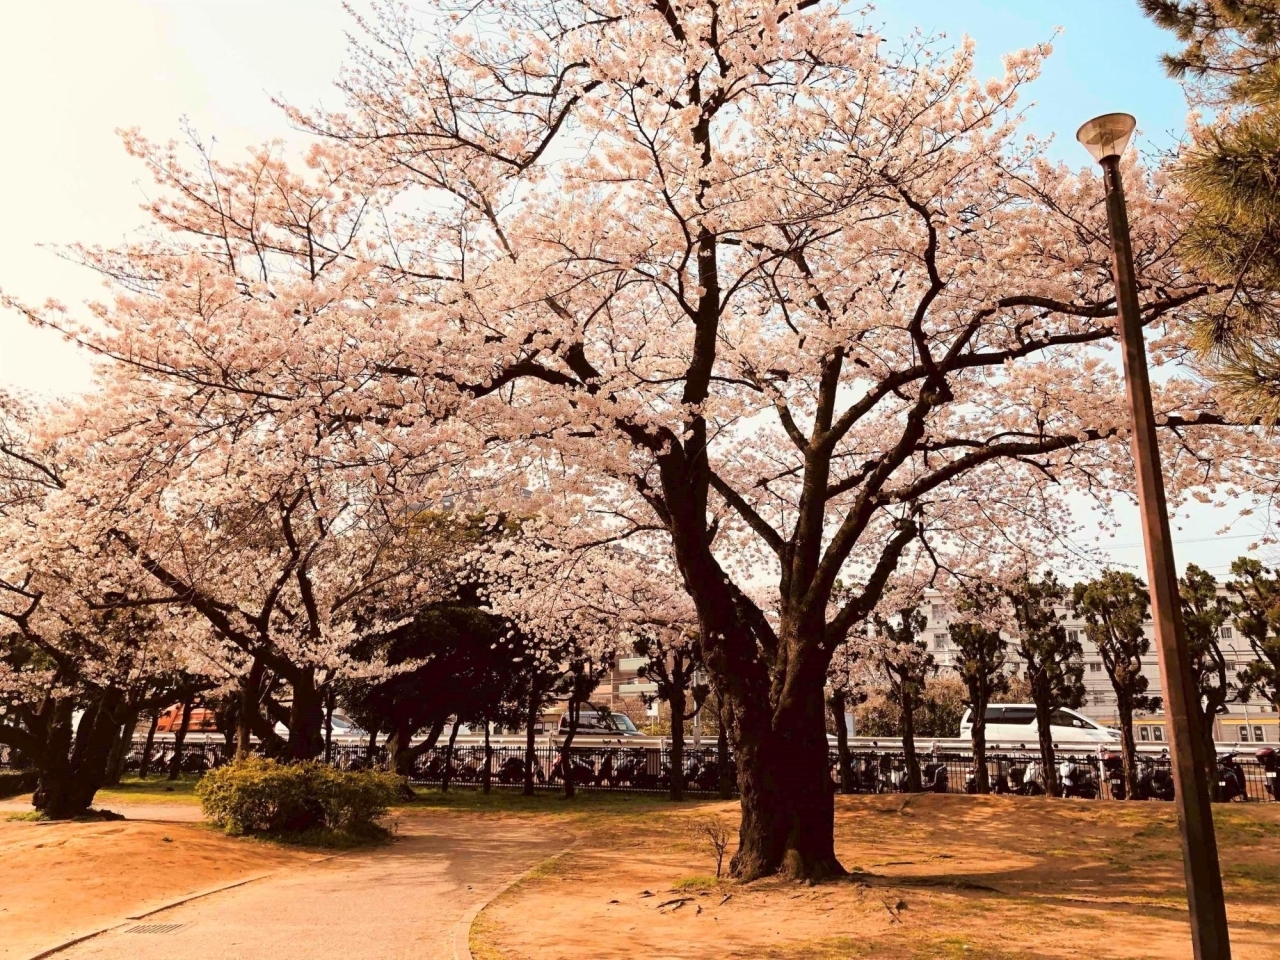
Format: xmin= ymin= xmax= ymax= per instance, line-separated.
xmin=45 ymin=813 xmax=567 ymax=960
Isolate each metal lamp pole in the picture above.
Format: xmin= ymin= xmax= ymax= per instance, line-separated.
xmin=1077 ymin=113 xmax=1230 ymax=960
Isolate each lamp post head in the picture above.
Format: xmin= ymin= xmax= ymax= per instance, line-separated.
xmin=1076 ymin=113 xmax=1137 ymax=163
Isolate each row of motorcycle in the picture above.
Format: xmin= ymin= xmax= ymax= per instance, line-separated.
xmin=839 ymin=746 xmax=1280 ymax=801
xmin=100 ymin=740 xmax=1280 ymax=801
xmin=408 ymin=746 xmax=734 ymax=792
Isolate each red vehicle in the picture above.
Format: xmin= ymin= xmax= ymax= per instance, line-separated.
xmin=155 ymin=704 xmax=219 ymax=734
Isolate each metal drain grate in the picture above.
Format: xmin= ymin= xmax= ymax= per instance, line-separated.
xmin=126 ymin=923 xmax=186 ymax=935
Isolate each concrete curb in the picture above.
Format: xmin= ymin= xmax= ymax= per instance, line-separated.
xmin=24 ymin=848 xmax=349 ymax=960
xmin=452 ymin=839 xmax=578 ymax=960
xmin=25 ymin=873 xmax=275 ymax=960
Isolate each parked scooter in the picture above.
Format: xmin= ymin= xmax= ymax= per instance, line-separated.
xmin=549 ymin=751 xmax=598 ymax=786
xmin=1135 ymin=753 xmax=1175 ymax=802
xmin=921 ymin=757 xmax=949 ymax=794
xmin=1056 ymin=758 xmax=1098 ymax=799
xmin=1216 ymin=750 xmax=1248 ymax=802
xmin=1020 ymin=759 xmax=1046 ymax=796
xmin=1258 ymin=746 xmax=1280 ymax=801
xmin=1102 ymin=750 xmax=1127 ymax=799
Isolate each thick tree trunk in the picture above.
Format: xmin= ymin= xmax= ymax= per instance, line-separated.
xmin=971 ymin=715 xmax=990 ymax=794
xmin=729 ymin=680 xmax=842 ymax=882
xmin=168 ymin=695 xmax=193 ymax=781
xmin=324 ymin=691 xmax=335 ymax=765
xmin=560 ymin=701 xmax=581 ymax=800
xmin=716 ymin=693 xmax=733 ymax=800
xmin=441 ymin=718 xmax=461 ymax=793
xmin=138 ymin=708 xmax=160 ymax=779
xmin=669 ymin=686 xmax=686 ymax=801
xmin=237 ymin=659 xmax=265 ymax=760
xmin=829 ymin=692 xmax=853 ymax=793
xmin=1033 ymin=697 xmax=1058 ymax=796
xmin=1198 ymin=691 xmax=1225 ymax=803
xmin=524 ymin=691 xmax=539 ymax=797
xmin=482 ymin=721 xmax=492 ymax=796
xmin=104 ymin=705 xmax=139 ymax=787
xmin=900 ymin=685 xmax=921 ymax=793
xmin=390 ymin=717 xmax=446 ymax=777
xmin=1117 ymin=694 xmax=1139 ymax=799
xmin=286 ymin=668 xmax=324 ymax=760
xmin=33 ymin=694 xmax=120 ymax=819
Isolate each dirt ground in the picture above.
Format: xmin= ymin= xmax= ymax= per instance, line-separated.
xmin=0 ymin=813 xmax=312 ymax=959
xmin=3 ymin=786 xmax=1278 ymax=960
xmin=478 ymin=793 xmax=1280 ymax=960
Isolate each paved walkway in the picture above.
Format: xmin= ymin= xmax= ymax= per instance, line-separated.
xmin=42 ymin=812 xmax=567 ymax=960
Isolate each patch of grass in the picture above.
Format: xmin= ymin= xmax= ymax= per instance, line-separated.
xmin=671 ymin=874 xmax=720 ymax=891
xmin=1223 ymin=860 xmax=1280 ymax=889
xmin=6 ymin=810 xmax=48 ymax=822
xmin=96 ymin=773 xmax=204 ymax=802
xmin=247 ymin=823 xmax=394 ymax=851
xmin=5 ymin=808 xmax=125 ymax=823
xmin=755 ymin=936 xmax=867 ymax=959
xmin=469 ymin=913 xmax=507 ymax=960
xmin=1213 ymin=809 xmax=1280 ymax=845
xmin=921 ymin=936 xmax=1019 ymax=959
xmin=397 ymin=785 xmax=710 ymax=819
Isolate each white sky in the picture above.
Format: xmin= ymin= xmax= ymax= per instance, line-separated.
xmin=0 ymin=0 xmax=1272 ymax=580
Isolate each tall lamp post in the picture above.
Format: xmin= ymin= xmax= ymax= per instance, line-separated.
xmin=1077 ymin=113 xmax=1231 ymax=960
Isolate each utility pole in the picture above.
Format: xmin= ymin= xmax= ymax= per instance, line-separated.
xmin=1077 ymin=113 xmax=1230 ymax=959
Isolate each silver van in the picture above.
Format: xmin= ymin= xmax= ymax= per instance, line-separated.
xmin=959 ymin=704 xmax=1120 ymax=745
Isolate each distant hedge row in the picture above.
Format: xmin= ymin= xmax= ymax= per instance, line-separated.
xmin=0 ymin=769 xmax=37 ymax=800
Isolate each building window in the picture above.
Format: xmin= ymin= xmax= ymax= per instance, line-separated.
xmin=1239 ymin=726 xmax=1251 ymax=742
xmin=1220 ymin=625 xmax=1233 ymax=640
xmin=1254 ymin=726 xmax=1265 ymax=743
xmin=1089 ymin=662 xmax=1102 ymax=673
xmin=933 ymin=633 xmax=948 ymax=649
xmin=931 ymin=603 xmax=945 ymax=622
xmin=1139 ymin=726 xmax=1150 ymax=741
xmin=1152 ymin=726 xmax=1164 ymax=742
xmin=1067 ymin=629 xmax=1080 ymax=643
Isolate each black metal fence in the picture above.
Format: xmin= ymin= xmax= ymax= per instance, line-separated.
xmin=4 ymin=739 xmax=1277 ymax=803
xmin=843 ymin=749 xmax=1279 ymax=802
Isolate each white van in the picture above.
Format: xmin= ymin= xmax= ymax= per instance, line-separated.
xmin=959 ymin=704 xmax=1120 ymax=745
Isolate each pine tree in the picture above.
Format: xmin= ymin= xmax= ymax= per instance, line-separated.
xmin=1178 ymin=563 xmax=1232 ymax=799
xmin=1142 ymin=1 xmax=1280 ymax=419
xmin=1005 ymin=574 xmax=1086 ymax=797
xmin=1073 ymin=571 xmax=1160 ymax=799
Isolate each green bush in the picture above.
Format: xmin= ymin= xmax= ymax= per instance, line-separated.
xmin=0 ymin=769 xmax=38 ymax=800
xmin=196 ymin=758 xmax=402 ymax=838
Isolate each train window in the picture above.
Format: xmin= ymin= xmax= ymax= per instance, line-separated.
xmin=1139 ymin=726 xmax=1150 ymax=741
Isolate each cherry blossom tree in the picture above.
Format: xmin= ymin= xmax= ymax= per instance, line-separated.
xmin=0 ymin=394 xmax=195 ymax=816
xmin=277 ymin=0 xmax=1280 ymax=878
xmin=10 ymin=0 xmax=1280 ymax=878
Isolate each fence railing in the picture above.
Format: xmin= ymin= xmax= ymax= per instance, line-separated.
xmin=3 ymin=740 xmax=1276 ymax=803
